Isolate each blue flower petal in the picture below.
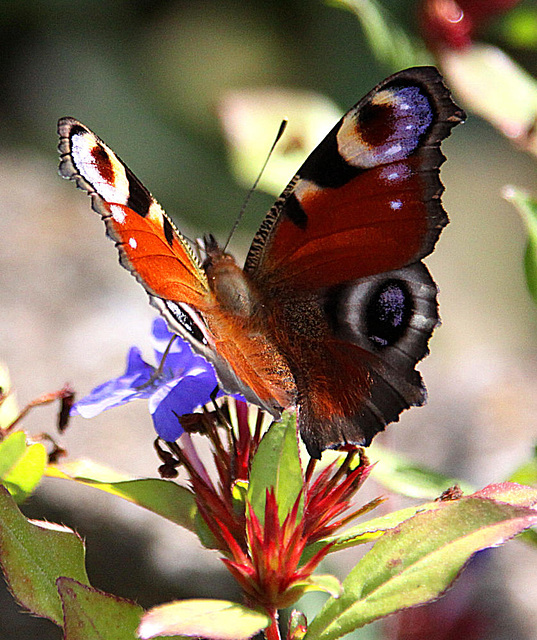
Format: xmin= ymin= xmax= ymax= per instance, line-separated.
xmin=151 ymin=317 xmax=211 ymax=377
xmin=150 ymin=368 xmax=218 ymax=441
xmin=72 ymin=347 xmax=155 ymax=418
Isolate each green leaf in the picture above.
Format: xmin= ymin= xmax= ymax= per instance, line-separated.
xmin=329 ymin=0 xmax=428 ymax=69
xmin=0 ymin=432 xmax=47 ymax=502
xmin=58 ymin=577 xmax=151 ymax=640
xmin=508 ymin=444 xmax=537 ymax=486
xmin=501 ymin=6 xmax=537 ymax=49
xmin=305 ymin=484 xmax=537 ymax=640
xmin=219 ymin=88 xmax=342 ymax=196
xmin=248 ymin=414 xmax=303 ymax=525
xmin=308 ymin=482 xmax=537 ymax=556
xmin=369 ymin=444 xmax=474 ymax=499
xmin=0 ymin=485 xmax=89 ymax=625
xmin=306 ymin=503 xmax=442 ymax=560
xmin=503 ymin=187 xmax=537 ymax=304
xmin=0 ymin=362 xmax=18 ymax=430
xmin=47 ymin=462 xmax=198 ymax=532
xmin=288 ymin=610 xmax=308 ymax=640
xmin=0 ymin=431 xmax=26 ymax=476
xmin=441 ymin=44 xmax=537 ymax=157
xmin=138 ymin=599 xmax=271 ymax=640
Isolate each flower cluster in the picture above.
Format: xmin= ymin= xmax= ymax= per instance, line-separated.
xmin=73 ymin=318 xmax=381 ymax=633
xmin=157 ymin=401 xmax=380 ymax=615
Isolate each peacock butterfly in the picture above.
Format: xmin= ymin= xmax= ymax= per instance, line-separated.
xmin=58 ymin=66 xmax=464 ymax=458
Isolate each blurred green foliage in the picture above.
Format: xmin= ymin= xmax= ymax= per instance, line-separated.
xmin=1 ymin=0 xmax=535 ymax=237
xmin=0 ymin=0 xmax=435 ymax=234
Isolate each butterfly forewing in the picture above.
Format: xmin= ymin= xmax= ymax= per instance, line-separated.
xmin=245 ymin=67 xmax=464 ymax=291
xmin=58 ymin=118 xmax=212 ymax=308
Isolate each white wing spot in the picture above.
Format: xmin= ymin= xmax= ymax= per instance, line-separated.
xmin=385 ymin=144 xmax=402 ymax=156
xmin=110 ymin=205 xmax=126 ymax=223
xmin=390 ymin=199 xmax=403 ymax=210
xmin=129 ymin=237 xmax=137 ymax=249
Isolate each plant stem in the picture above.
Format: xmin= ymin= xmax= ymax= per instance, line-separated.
xmin=265 ymin=609 xmax=281 ymax=640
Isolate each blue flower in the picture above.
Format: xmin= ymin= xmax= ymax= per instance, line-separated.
xmin=72 ymin=318 xmax=219 ymax=441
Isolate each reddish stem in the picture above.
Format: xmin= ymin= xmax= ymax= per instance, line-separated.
xmin=265 ymin=609 xmax=281 ymax=640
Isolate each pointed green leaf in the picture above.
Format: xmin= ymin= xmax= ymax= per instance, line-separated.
xmin=0 ymin=431 xmax=26 ymax=477
xmin=508 ymin=444 xmax=537 ymax=486
xmin=0 ymin=486 xmax=89 ymax=625
xmin=501 ymin=6 xmax=537 ymax=49
xmin=58 ymin=577 xmax=145 ymax=640
xmin=219 ymin=88 xmax=342 ymax=196
xmin=47 ymin=463 xmax=197 ymax=532
xmin=307 ymin=482 xmax=537 ymax=557
xmin=442 ymin=44 xmax=537 ymax=156
xmin=503 ymin=186 xmax=537 ymax=304
xmin=288 ymin=610 xmax=308 ymax=640
xmin=138 ymin=599 xmax=271 ymax=639
xmin=248 ymin=414 xmax=303 ymax=524
xmin=305 ymin=485 xmax=537 ymax=640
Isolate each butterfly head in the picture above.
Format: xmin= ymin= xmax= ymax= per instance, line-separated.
xmin=201 ymin=234 xmax=257 ymax=317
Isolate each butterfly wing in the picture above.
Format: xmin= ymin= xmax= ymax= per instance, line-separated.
xmin=58 ymin=118 xmax=210 ymax=305
xmin=245 ymin=67 xmax=463 ymax=288
xmin=245 ymin=67 xmax=465 ymax=456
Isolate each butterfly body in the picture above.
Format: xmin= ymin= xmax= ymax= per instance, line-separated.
xmin=58 ymin=66 xmax=464 ymax=458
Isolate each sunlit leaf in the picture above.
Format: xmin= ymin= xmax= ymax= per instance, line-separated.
xmin=309 ymin=482 xmax=537 ymax=558
xmin=0 ymin=486 xmax=89 ymax=625
xmin=0 ymin=363 xmax=18 ymax=429
xmin=501 ymin=6 xmax=537 ymax=49
xmin=305 ymin=484 xmax=537 ymax=640
xmin=59 ymin=577 xmax=144 ymax=640
xmin=508 ymin=444 xmax=537 ymax=486
xmin=1 ymin=436 xmax=47 ymax=503
xmin=288 ymin=574 xmax=342 ymax=600
xmin=46 ymin=461 xmax=198 ymax=532
xmin=219 ymin=88 xmax=341 ymax=196
xmin=248 ymin=414 xmax=303 ymax=525
xmin=288 ymin=610 xmax=308 ymax=640
xmin=138 ymin=599 xmax=271 ymax=640
xmin=503 ymin=186 xmax=537 ymax=304
xmin=0 ymin=431 xmax=26 ymax=477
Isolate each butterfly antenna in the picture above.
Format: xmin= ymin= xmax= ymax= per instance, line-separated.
xmin=223 ymin=118 xmax=288 ymax=252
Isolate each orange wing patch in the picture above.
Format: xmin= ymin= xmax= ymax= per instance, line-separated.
xmin=258 ymin=166 xmax=429 ymax=290
xmin=58 ymin=117 xmax=210 ymax=307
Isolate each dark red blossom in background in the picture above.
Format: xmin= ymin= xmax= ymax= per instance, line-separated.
xmin=420 ymin=0 xmax=522 ymax=49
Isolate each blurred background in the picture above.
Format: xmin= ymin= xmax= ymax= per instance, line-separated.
xmin=1 ymin=0 xmax=537 ymax=638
